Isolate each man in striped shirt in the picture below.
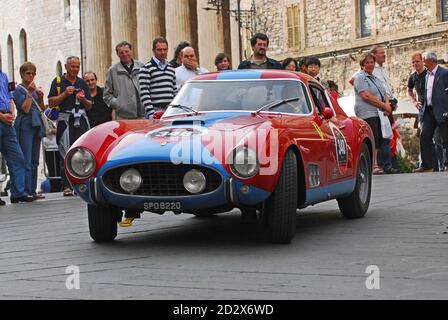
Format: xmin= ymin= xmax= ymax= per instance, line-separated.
xmin=138 ymin=37 xmax=177 ymax=118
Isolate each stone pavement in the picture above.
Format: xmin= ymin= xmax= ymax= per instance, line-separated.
xmin=0 ymin=173 xmax=447 ymax=300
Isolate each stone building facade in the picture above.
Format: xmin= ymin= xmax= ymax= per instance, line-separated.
xmin=0 ymin=0 xmax=82 ymax=94
xmin=249 ymin=0 xmax=448 ymax=99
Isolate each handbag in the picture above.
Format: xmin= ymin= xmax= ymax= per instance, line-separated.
xmin=378 ymin=109 xmax=393 ymax=139
xmin=40 ymin=110 xmax=56 ymax=136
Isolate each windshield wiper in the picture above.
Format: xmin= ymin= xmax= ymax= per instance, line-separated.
xmin=170 ymin=104 xmax=199 ymax=116
xmin=252 ymin=97 xmax=300 ymax=115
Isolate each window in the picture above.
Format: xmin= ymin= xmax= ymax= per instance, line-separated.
xmin=309 ymin=85 xmax=331 ymax=114
xmin=359 ymin=0 xmax=371 ymax=38
xmin=7 ymin=35 xmax=14 ymax=81
xmin=165 ymin=80 xmax=311 ymax=116
xmin=286 ymin=5 xmax=300 ymax=49
xmin=64 ymin=0 xmax=71 ymax=22
xmin=442 ymin=0 xmax=448 ymax=22
xmin=56 ymin=61 xmax=63 ymax=76
xmin=19 ymin=29 xmax=28 ymax=64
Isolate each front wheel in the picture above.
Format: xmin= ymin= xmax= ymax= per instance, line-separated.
xmin=337 ymin=143 xmax=372 ymax=219
xmin=88 ymin=204 xmax=121 ymax=242
xmin=262 ymin=149 xmax=298 ymax=244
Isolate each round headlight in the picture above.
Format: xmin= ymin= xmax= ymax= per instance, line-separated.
xmin=183 ymin=169 xmax=206 ymax=194
xmin=230 ymin=147 xmax=260 ymax=179
xmin=120 ymin=168 xmax=142 ymax=193
xmin=67 ymin=148 xmax=96 ymax=178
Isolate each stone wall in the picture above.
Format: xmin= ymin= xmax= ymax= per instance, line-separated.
xmin=250 ymin=0 xmax=448 ymax=99
xmin=0 ymin=0 xmax=82 ymax=101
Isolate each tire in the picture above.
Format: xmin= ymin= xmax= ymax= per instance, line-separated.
xmin=262 ymin=149 xmax=298 ymax=244
xmin=337 ymin=143 xmax=372 ymax=219
xmin=88 ymin=204 xmax=121 ymax=242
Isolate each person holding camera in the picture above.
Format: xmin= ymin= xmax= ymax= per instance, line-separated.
xmin=48 ymin=56 xmax=92 ymax=197
xmin=13 ymin=62 xmax=47 ymax=201
xmin=372 ymin=45 xmax=399 ymax=174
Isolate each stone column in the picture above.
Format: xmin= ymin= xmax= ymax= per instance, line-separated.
xmin=229 ymin=0 xmax=241 ymax=67
xmin=110 ymin=0 xmax=137 ymax=63
xmin=197 ymin=0 xmax=225 ymax=70
xmin=165 ymin=0 xmax=193 ymax=54
xmin=83 ymin=0 xmax=111 ymax=85
xmin=137 ymin=0 xmax=166 ymax=63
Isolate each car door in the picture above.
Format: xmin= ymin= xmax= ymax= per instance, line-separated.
xmin=281 ymin=81 xmax=331 ymax=190
xmin=308 ymin=84 xmax=352 ymax=183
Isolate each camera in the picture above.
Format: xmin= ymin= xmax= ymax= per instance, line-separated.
xmin=8 ymin=81 xmax=16 ymax=92
xmin=389 ymin=98 xmax=398 ymax=106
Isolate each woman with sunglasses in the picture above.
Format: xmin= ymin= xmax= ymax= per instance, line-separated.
xmin=13 ymin=62 xmax=46 ymax=201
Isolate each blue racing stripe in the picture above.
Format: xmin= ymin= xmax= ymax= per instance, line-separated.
xmin=216 ymin=70 xmax=264 ymax=80
xmin=305 ymin=179 xmax=356 ymax=206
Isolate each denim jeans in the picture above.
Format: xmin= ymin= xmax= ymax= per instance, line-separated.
xmin=17 ymin=117 xmax=41 ymax=196
xmin=0 ymin=121 xmax=26 ymax=198
xmin=379 ymin=138 xmax=392 ymax=171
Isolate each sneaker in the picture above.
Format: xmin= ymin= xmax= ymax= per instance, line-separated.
xmin=119 ymin=218 xmax=135 ymax=227
xmin=0 ymin=198 xmax=5 ymax=206
xmin=63 ymin=188 xmax=74 ymax=197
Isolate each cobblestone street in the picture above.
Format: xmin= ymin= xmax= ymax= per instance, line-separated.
xmin=0 ymin=173 xmax=447 ymax=300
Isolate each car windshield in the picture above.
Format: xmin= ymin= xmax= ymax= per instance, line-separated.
xmin=163 ymin=80 xmax=311 ymax=116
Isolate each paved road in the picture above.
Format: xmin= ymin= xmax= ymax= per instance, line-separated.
xmin=0 ymin=173 xmax=447 ymax=300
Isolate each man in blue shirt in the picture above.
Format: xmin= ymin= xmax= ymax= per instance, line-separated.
xmin=48 ymin=56 xmax=92 ymax=197
xmin=0 ymin=69 xmax=33 ymax=205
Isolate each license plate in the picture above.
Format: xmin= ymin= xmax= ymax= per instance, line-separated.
xmin=143 ymin=202 xmax=182 ymax=211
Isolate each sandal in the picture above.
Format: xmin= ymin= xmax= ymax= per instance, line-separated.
xmin=373 ymin=167 xmax=385 ymax=175
xmin=63 ymin=188 xmax=74 ymax=197
xmin=119 ymin=218 xmax=135 ymax=227
xmin=33 ymin=193 xmax=46 ymax=200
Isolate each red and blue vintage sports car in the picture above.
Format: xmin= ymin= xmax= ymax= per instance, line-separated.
xmin=65 ymin=70 xmax=374 ymax=244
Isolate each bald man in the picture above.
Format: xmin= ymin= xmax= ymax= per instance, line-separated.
xmin=175 ymin=47 xmax=208 ymax=90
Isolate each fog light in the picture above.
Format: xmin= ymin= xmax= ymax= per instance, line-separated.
xmin=120 ymin=168 xmax=142 ymax=193
xmin=183 ymin=169 xmax=206 ymax=194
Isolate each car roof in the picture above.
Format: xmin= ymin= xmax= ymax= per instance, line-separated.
xmin=192 ymin=69 xmax=313 ymax=82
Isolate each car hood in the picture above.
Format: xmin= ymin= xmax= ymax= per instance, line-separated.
xmin=97 ymin=112 xmax=279 ymax=169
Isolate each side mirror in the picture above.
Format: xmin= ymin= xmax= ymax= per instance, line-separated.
xmin=153 ymin=111 xmax=165 ymax=119
xmin=322 ymin=106 xmax=334 ymax=120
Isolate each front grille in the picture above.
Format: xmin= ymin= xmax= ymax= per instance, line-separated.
xmin=102 ymin=162 xmax=222 ymax=196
